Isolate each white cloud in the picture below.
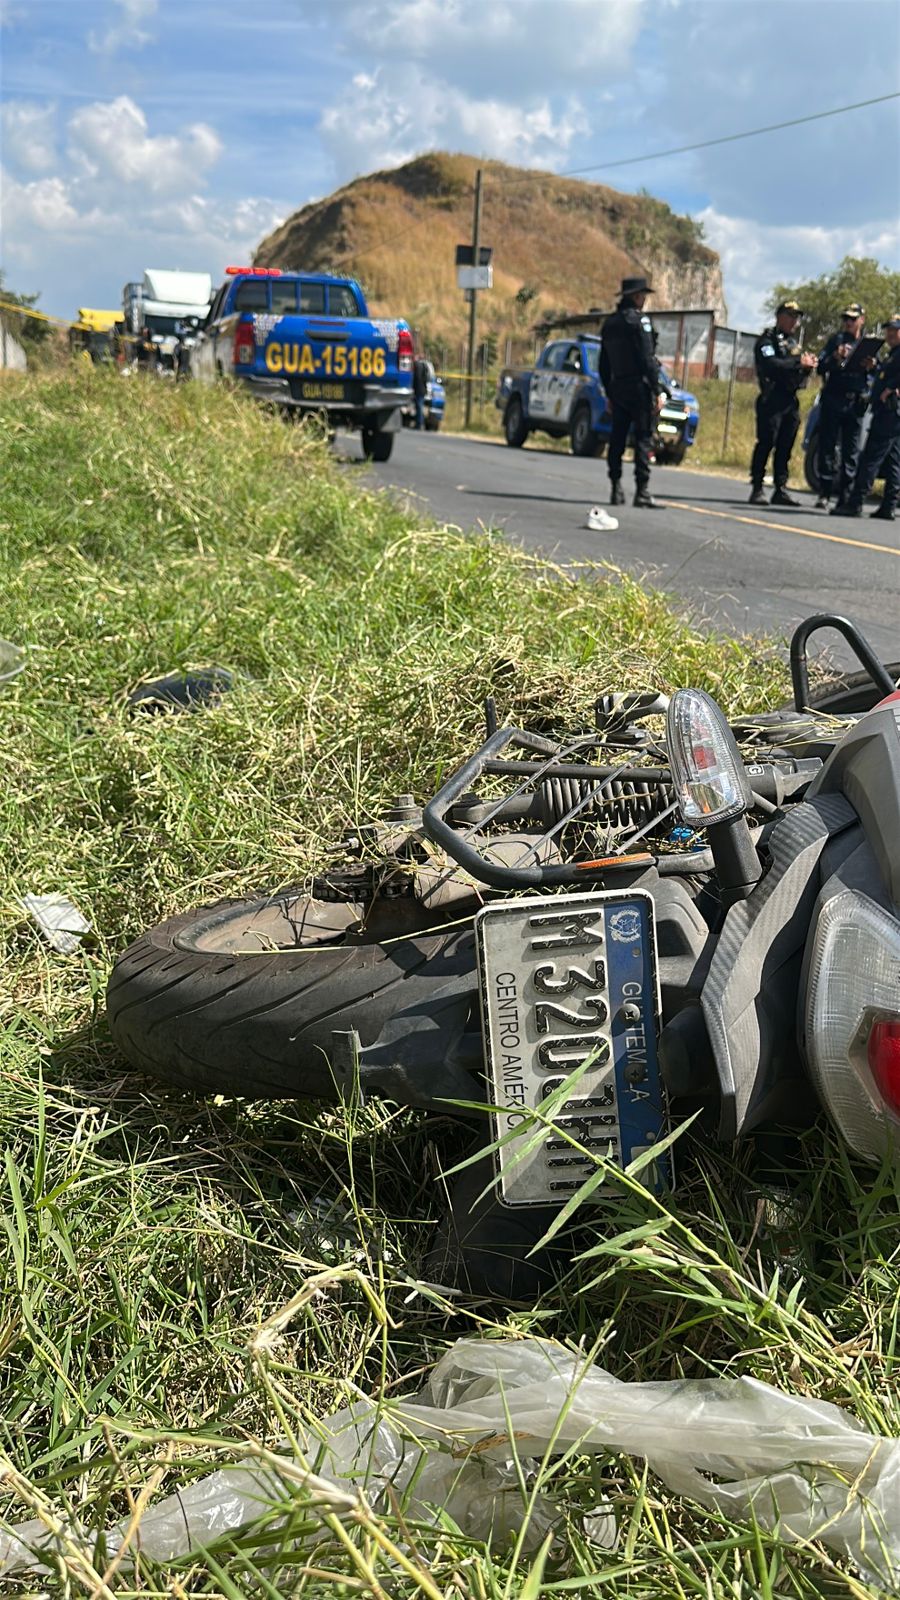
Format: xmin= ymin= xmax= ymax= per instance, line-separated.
xmin=698 ymin=207 xmax=900 ymax=331
xmin=89 ymin=0 xmax=158 ymax=55
xmin=68 ymin=97 xmax=221 ymax=195
xmin=344 ymin=0 xmax=642 ymax=96
xmin=160 ymin=193 xmax=286 ymax=256
xmin=1 ymin=101 xmax=58 ymax=173
xmin=1 ymin=167 xmax=85 ymax=233
xmin=321 ymin=63 xmax=589 ymax=177
xmin=2 ymin=90 xmax=282 ymax=314
xmin=315 ymin=0 xmax=640 ymax=182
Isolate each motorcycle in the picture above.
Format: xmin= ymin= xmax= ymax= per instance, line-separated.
xmin=107 ymin=615 xmax=900 ymax=1297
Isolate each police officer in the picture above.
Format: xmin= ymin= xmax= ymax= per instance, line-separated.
xmin=749 ymin=301 xmax=817 ymax=507
xmin=599 ymin=276 xmax=671 ymax=509
xmin=845 ymin=314 xmax=900 ymax=521
xmin=815 ymin=302 xmax=869 ymax=511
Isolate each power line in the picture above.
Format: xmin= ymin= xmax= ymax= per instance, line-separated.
xmin=311 ymin=91 xmax=900 ymax=269
xmin=550 ymin=91 xmax=900 ymax=181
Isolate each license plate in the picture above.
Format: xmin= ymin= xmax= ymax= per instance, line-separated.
xmin=657 ymin=421 xmax=680 ymax=435
xmin=295 ymin=381 xmax=348 ymax=402
xmin=475 ymin=891 xmax=666 ymax=1207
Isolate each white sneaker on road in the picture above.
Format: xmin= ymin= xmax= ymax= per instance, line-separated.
xmin=586 ymin=505 xmax=619 ymax=531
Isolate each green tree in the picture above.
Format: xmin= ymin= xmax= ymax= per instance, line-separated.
xmin=0 ymin=270 xmax=52 ymax=349
xmin=767 ymin=255 xmax=900 ymax=352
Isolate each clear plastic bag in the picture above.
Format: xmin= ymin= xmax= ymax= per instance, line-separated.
xmin=398 ymin=1338 xmax=900 ymax=1585
xmin=2 ymin=1337 xmax=897 ymax=1586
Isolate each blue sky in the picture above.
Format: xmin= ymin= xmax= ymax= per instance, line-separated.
xmin=2 ymin=0 xmax=898 ymax=328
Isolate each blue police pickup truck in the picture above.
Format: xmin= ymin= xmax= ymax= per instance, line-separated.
xmin=496 ymin=333 xmax=699 ymax=463
xmin=193 ymin=267 xmax=414 ymax=460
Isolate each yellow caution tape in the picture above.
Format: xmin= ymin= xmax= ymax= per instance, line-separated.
xmin=0 ymin=297 xmax=74 ymax=328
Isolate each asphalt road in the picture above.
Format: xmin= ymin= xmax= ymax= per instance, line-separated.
xmin=347 ymin=430 xmax=899 ymax=671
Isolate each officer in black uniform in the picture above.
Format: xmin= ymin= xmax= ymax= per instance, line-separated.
xmin=815 ymin=301 xmax=869 ymax=511
xmin=845 ymin=314 xmax=900 ymax=521
xmin=599 ymin=275 xmax=671 ymax=508
xmin=749 ymin=301 xmax=817 ymax=506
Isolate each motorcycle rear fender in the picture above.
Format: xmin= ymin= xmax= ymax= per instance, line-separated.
xmin=807 ymin=699 xmax=900 ymax=906
xmin=700 ymin=795 xmax=859 ymax=1140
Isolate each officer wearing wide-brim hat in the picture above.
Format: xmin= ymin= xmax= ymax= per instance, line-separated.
xmin=845 ymin=313 xmax=900 ymax=521
xmin=598 ymin=276 xmax=672 ymax=509
xmin=815 ymin=300 xmax=870 ymax=511
xmin=749 ymin=300 xmax=817 ymax=507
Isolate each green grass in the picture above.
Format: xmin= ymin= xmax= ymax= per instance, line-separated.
xmin=0 ymin=370 xmax=897 ymax=1598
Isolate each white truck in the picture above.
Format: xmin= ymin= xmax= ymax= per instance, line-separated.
xmin=123 ymin=269 xmax=213 ymax=371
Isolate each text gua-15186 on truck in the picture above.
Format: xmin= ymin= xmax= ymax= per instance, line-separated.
xmin=193 ymin=267 xmax=414 ymax=461
xmin=497 ymin=334 xmax=700 ymax=463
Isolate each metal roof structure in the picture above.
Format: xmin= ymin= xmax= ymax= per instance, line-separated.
xmin=534 ymin=307 xmax=720 ymax=335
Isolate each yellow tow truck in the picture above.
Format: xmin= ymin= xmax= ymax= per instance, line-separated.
xmin=68 ymin=308 xmax=125 ymax=366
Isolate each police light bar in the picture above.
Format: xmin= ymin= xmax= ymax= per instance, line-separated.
xmin=224 ymin=266 xmax=282 ymax=277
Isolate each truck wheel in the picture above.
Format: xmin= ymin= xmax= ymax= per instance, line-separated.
xmin=570 ymin=405 xmax=598 ymax=457
xmin=425 ymin=415 xmax=441 ymax=432
xmin=362 ymin=429 xmax=394 ymax=462
xmin=804 ymin=435 xmax=823 ymax=495
xmin=504 ymin=398 xmax=529 ymax=448
xmin=659 ymin=444 xmax=686 ymax=466
xmin=106 ymin=889 xmax=475 ymax=1101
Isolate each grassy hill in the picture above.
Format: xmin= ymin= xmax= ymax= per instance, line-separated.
xmin=254 ymin=151 xmax=725 ymax=348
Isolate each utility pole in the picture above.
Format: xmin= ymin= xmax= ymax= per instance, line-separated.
xmin=464 ymin=167 xmax=483 ymax=430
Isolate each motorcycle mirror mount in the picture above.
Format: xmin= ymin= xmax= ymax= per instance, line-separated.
xmin=667 ymin=688 xmax=762 ymax=903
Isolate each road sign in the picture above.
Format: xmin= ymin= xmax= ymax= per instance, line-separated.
xmin=457 ymin=265 xmax=493 ymax=290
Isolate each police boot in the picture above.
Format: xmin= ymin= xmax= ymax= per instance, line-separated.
xmin=748 ymin=487 xmax=767 ymax=505
xmin=870 ymin=503 xmax=896 ymax=521
xmin=610 ymin=481 xmax=625 ymax=505
xmin=828 ymin=500 xmax=848 ymax=515
xmin=633 ymin=489 xmax=660 ymax=508
xmin=771 ymin=488 xmax=800 ymax=508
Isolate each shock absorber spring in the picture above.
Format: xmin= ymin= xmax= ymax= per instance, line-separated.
xmin=538 ymin=775 xmax=675 ymax=831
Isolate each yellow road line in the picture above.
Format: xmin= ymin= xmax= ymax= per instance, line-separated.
xmin=661 ymin=499 xmax=899 ymax=559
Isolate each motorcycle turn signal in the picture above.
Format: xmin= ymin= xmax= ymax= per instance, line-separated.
xmin=667 ymin=689 xmax=761 ymax=903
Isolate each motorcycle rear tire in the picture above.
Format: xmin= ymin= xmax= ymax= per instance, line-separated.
xmin=106 ymin=891 xmax=472 ymax=1100
xmin=804 ymin=662 xmax=900 ymax=716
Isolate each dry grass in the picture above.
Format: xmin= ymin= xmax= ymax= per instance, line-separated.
xmin=255 ymin=151 xmax=718 ymax=351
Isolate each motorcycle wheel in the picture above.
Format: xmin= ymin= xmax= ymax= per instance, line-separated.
xmin=803 ymin=435 xmax=823 ymax=496
xmin=804 ymin=662 xmax=900 ymax=716
xmin=106 ymin=888 xmax=473 ymax=1100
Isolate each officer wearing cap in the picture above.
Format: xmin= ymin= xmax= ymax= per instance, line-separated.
xmin=815 ymin=302 xmax=869 ymax=511
xmin=750 ymin=301 xmax=817 ymax=506
xmin=599 ymin=276 xmax=672 ymax=509
xmin=845 ymin=314 xmax=900 ymax=521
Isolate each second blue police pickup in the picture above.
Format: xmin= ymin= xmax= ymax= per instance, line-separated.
xmin=497 ymin=334 xmax=699 ymax=463
xmin=193 ymin=267 xmax=414 ymax=461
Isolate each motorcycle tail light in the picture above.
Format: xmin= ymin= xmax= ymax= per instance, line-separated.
xmin=868 ymin=1018 xmax=900 ymax=1113
xmin=802 ymin=888 xmax=900 ymax=1161
xmin=667 ymin=687 xmax=753 ymax=826
xmin=397 ymin=328 xmax=414 ymax=372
